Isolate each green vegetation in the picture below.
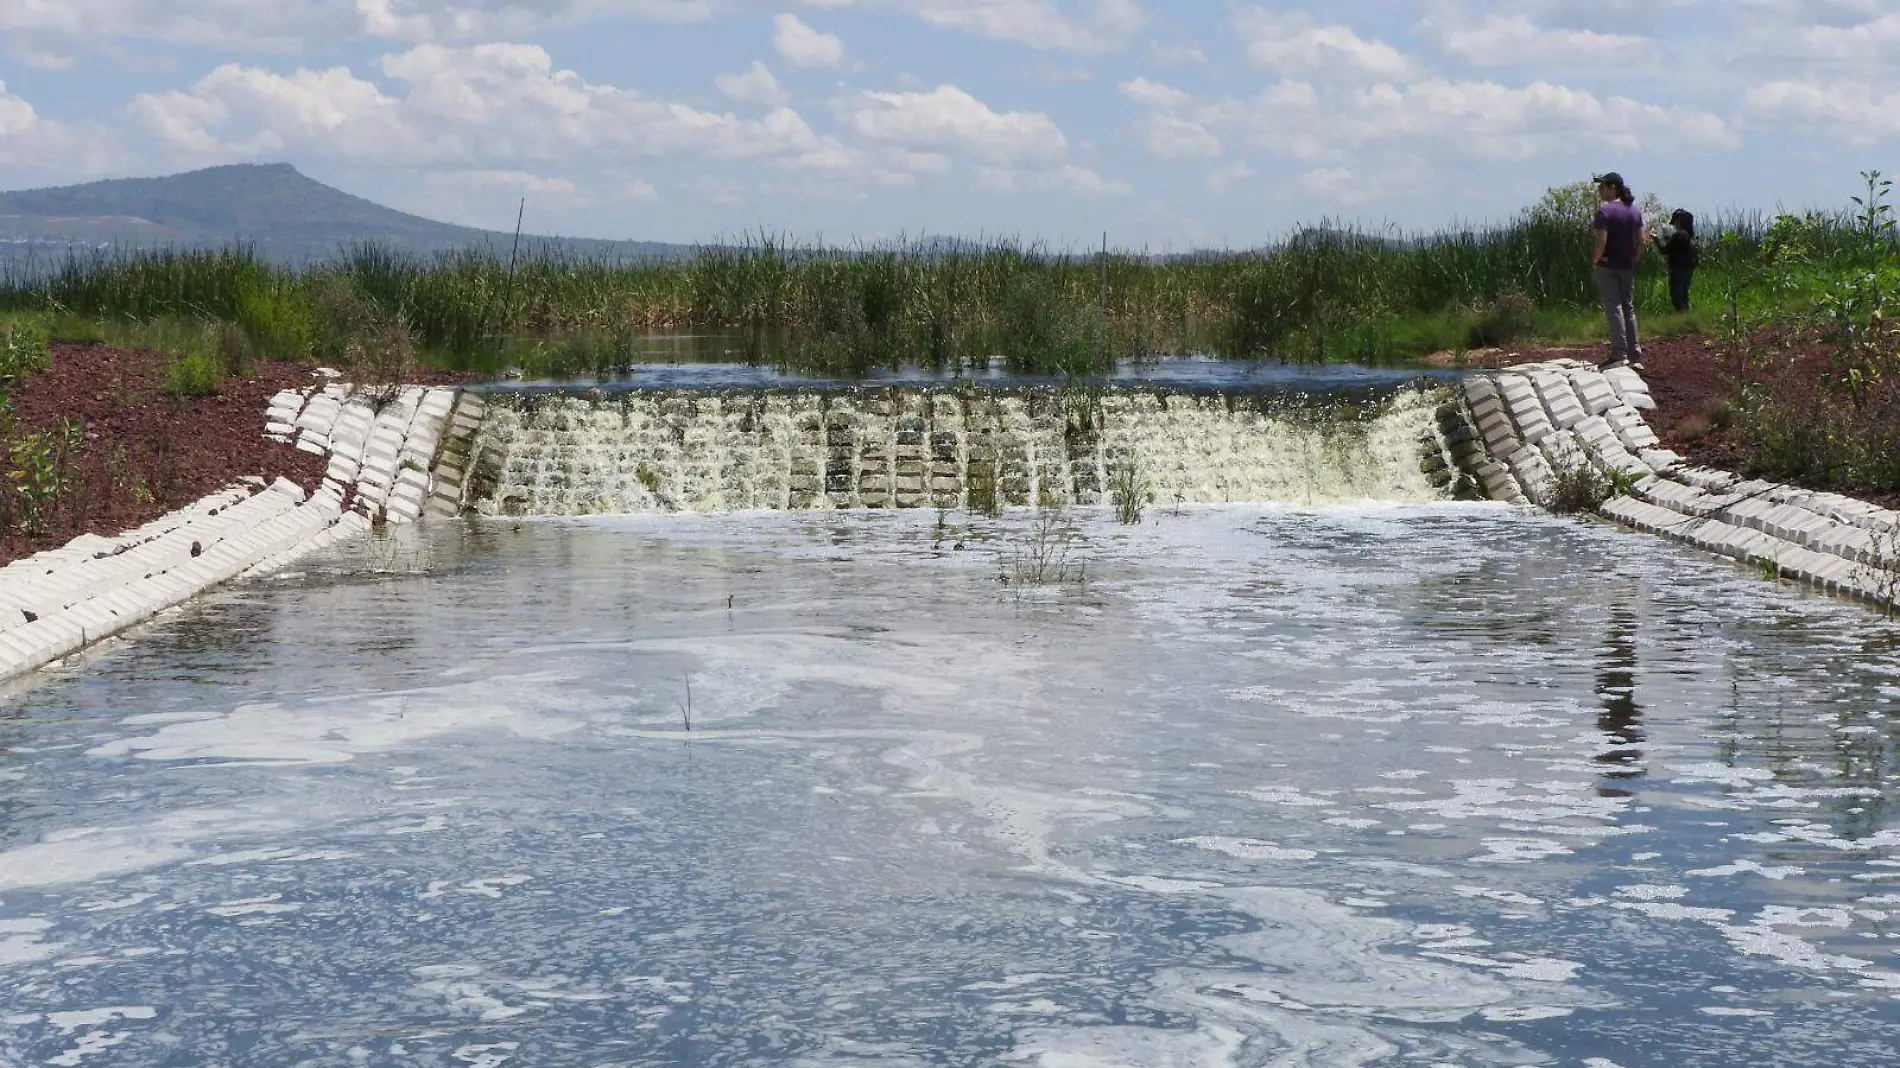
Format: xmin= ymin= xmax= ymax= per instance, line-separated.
xmin=0 ymin=177 xmax=1890 ymax=384
xmin=0 ymin=322 xmax=83 ymax=538
xmin=0 ymin=319 xmax=50 ymax=387
xmin=1709 ymin=172 xmax=1900 ymax=495
xmin=1109 ymin=458 xmax=1153 ymax=525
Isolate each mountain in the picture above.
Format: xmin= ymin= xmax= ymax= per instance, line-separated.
xmin=0 ymin=163 xmax=694 ymax=267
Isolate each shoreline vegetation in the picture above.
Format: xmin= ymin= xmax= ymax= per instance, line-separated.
xmin=0 ymin=175 xmax=1895 ymax=561
xmin=2 ymin=180 xmax=1887 ymax=381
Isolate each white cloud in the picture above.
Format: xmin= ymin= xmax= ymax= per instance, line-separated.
xmin=1298 ymin=166 xmax=1403 ymax=205
xmin=0 ymin=82 xmax=40 ymax=139
xmin=1117 ymin=68 xmax=1735 ymax=190
xmin=0 ymin=0 xmax=716 ymax=48
xmin=126 ymin=44 xmax=829 ymax=168
xmin=840 ymin=84 xmax=1068 ymax=164
xmin=1232 ymin=8 xmax=1417 ymax=82
xmin=0 ymin=80 xmax=116 ymax=181
xmin=1118 ymin=77 xmax=1191 ymax=110
xmin=440 ymin=169 xmax=582 ymax=195
xmin=716 ymin=60 xmax=790 ymax=106
xmin=898 ymin=0 xmax=1145 ymax=53
xmin=1205 ymin=160 xmax=1252 ymax=192
xmin=1745 ymin=79 xmax=1900 ymax=143
xmin=1337 ymin=78 xmax=1737 ymax=159
xmin=977 ymin=162 xmax=1130 ymax=195
xmin=772 ymin=13 xmax=847 ymax=70
xmin=1426 ymin=12 xmax=1658 ymax=69
xmin=1118 ymin=78 xmax=1220 ymax=158
xmin=1131 ymin=113 xmax=1221 ymax=159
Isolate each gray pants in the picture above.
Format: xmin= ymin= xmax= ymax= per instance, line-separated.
xmin=1594 ymin=266 xmax=1641 ymax=363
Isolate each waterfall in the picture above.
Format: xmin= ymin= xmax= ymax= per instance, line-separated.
xmin=453 ymin=385 xmax=1455 ymax=516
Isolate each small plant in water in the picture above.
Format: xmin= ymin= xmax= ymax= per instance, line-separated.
xmin=354 ymin=527 xmax=434 ymax=575
xmin=1545 ymin=457 xmax=1614 ymax=515
xmin=1108 ymin=457 xmax=1153 ymax=525
xmin=1000 ymin=506 xmax=1086 ymax=591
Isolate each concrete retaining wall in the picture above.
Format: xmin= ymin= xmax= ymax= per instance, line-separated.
xmin=0 ymin=381 xmax=461 ymax=684
xmin=1443 ymin=359 xmax=1900 ymax=611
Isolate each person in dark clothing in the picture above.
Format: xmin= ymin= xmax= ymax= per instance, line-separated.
xmin=1590 ymin=171 xmax=1645 ymax=369
xmin=1652 ymin=209 xmax=1699 ymax=312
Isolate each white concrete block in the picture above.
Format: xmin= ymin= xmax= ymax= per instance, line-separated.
xmin=393 ymin=463 xmax=431 ymax=490
xmin=13 ymin=616 xmax=84 ymax=663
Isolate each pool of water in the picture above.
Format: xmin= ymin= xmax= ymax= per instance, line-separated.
xmin=494 ymin=357 xmax=1462 ymax=393
xmin=3 ymin=505 xmax=1899 ymax=1066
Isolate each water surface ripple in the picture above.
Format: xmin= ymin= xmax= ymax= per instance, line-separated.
xmin=2 ymin=505 xmax=1898 ymax=1066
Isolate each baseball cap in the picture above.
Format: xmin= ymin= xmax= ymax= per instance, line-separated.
xmin=1593 ymin=171 xmax=1625 ymax=187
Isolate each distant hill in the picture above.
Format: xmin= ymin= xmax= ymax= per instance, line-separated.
xmin=0 ymin=163 xmax=694 ymax=268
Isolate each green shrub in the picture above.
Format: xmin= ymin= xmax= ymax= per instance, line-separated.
xmin=235 ymin=280 xmax=314 ymax=359
xmin=0 ymin=319 xmax=50 ymax=386
xmin=1546 ymin=458 xmax=1614 ymax=514
xmin=163 ymin=347 xmax=223 ymax=396
xmin=1109 ymin=459 xmax=1153 ymax=524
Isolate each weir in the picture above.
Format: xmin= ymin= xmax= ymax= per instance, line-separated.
xmin=443 ymin=385 xmax=1463 ymax=517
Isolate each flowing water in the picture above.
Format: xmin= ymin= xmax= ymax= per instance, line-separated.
xmin=464 ymin=386 xmax=1451 ymax=517
xmin=4 ymin=374 xmax=1900 ymax=1067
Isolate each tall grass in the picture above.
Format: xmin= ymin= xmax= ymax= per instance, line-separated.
xmin=0 ymin=195 xmax=1885 ymax=378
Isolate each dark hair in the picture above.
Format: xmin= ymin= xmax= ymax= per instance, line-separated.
xmin=1670 ymin=209 xmax=1694 ymax=236
xmin=1598 ymin=174 xmax=1635 ymax=206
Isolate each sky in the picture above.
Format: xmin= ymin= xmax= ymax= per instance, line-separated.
xmin=0 ymin=0 xmax=1895 ymax=249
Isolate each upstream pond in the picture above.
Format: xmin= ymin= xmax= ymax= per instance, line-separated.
xmin=2 ymin=505 xmax=1899 ymax=1067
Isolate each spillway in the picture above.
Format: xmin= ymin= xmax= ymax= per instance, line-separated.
xmin=451 ymin=385 xmax=1459 ymax=516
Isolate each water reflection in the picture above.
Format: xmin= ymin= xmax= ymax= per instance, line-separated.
xmin=1593 ymin=590 xmax=1647 ymax=795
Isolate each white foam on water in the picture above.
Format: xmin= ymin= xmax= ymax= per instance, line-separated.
xmin=0 ymin=806 xmax=298 ymax=891
xmin=85 ymin=673 xmax=594 ymax=766
xmin=203 ymin=894 xmax=301 ymax=918
xmin=451 ymin=1041 xmax=519 ymax=1068
xmin=0 ymin=917 xmax=59 ymax=967
xmin=75 ymin=893 xmax=152 ymax=912
xmin=1179 ymin=837 xmax=1320 ymax=862
xmin=186 ymin=848 xmax=357 ymax=867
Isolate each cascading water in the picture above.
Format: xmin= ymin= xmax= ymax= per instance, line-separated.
xmin=456 ymin=385 xmax=1458 ymax=516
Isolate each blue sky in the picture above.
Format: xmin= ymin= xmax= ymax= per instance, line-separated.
xmin=1 ymin=1 xmax=1895 ymax=248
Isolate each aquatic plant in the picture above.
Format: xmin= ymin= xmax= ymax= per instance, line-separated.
xmin=1000 ymin=507 xmax=1086 ymax=589
xmin=1545 ymin=457 xmax=1615 ymax=515
xmin=1109 ymin=457 xmax=1153 ymax=525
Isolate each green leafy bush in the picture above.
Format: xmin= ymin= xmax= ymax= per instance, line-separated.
xmin=0 ymin=319 xmax=51 ymax=387
xmin=163 ymin=347 xmax=223 ymax=396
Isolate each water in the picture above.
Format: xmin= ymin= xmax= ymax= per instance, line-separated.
xmin=466 ymin=385 xmax=1451 ymax=517
xmin=3 ymin=505 xmax=1900 ymax=1067
xmin=495 ymin=356 xmax=1460 ymax=392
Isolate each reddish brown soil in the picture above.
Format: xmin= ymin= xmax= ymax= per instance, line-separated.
xmin=0 ymin=344 xmax=334 ymax=564
xmin=1503 ymin=333 xmax=1900 ymax=510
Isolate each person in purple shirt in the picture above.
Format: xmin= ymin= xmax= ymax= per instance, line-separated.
xmin=1590 ymin=172 xmax=1645 ymax=370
